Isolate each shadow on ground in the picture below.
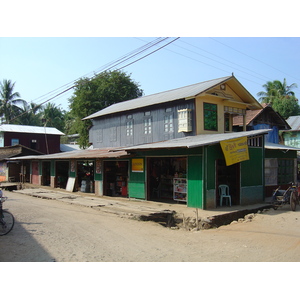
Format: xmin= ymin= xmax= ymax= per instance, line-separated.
xmin=0 ymin=219 xmax=55 ymax=262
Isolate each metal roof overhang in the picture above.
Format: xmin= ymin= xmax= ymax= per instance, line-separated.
xmin=9 ymin=148 xmax=129 ymax=161
xmin=264 ymin=142 xmax=300 ymax=151
xmin=115 ymin=129 xmax=272 ymax=152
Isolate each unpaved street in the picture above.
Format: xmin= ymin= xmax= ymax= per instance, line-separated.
xmin=1 ymin=190 xmax=300 ymax=262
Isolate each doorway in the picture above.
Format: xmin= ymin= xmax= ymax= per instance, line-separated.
xmin=56 ymin=161 xmax=69 ymax=189
xmin=103 ymin=161 xmax=129 ymax=197
xmin=42 ymin=161 xmax=51 ymax=186
xmin=216 ymin=159 xmax=240 ymax=206
xmin=147 ymin=157 xmax=187 ymax=201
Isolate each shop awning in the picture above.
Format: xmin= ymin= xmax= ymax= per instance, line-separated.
xmin=9 ymin=148 xmax=129 ymax=161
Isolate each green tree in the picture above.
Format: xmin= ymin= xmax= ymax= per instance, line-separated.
xmin=68 ymin=70 xmax=143 ymax=148
xmin=257 ymin=79 xmax=299 ymax=119
xmin=0 ymin=79 xmax=26 ymax=123
xmin=13 ymin=102 xmax=43 ymax=126
xmin=41 ymin=103 xmax=66 ymax=132
xmin=272 ymin=96 xmax=300 ymax=119
xmin=257 ymin=78 xmax=298 ymax=104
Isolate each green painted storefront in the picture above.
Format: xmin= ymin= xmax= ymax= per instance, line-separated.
xmin=31 ymin=140 xmax=266 ymax=210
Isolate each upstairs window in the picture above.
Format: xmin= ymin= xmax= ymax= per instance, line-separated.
xmin=164 ymin=114 xmax=174 ymax=132
xmin=204 ymin=102 xmax=218 ymax=131
xmin=11 ymin=138 xmax=19 ymax=146
xmin=144 ymin=118 xmax=152 ymax=134
xmin=126 ymin=116 xmax=133 ymax=136
xmin=164 ymin=108 xmax=174 ymax=133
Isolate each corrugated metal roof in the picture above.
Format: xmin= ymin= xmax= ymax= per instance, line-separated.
xmin=60 ymin=144 xmax=81 ymax=152
xmin=83 ymin=76 xmax=233 ymax=120
xmin=0 ymin=124 xmax=64 ymax=135
xmin=9 ymin=148 xmax=128 ymax=160
xmin=116 ymin=129 xmax=271 ymax=151
xmin=265 ymin=142 xmax=300 ymax=151
xmin=286 ymin=116 xmax=300 ymax=131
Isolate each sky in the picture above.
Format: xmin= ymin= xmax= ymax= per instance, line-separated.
xmin=1 ymin=36 xmax=299 ymax=113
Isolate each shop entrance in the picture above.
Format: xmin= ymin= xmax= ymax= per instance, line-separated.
xmin=103 ymin=161 xmax=128 ymax=197
xmin=216 ymin=159 xmax=240 ymax=206
xmin=56 ymin=161 xmax=69 ymax=189
xmin=77 ymin=160 xmax=94 ymax=193
xmin=42 ymin=161 xmax=51 ymax=186
xmin=147 ymin=157 xmax=187 ymax=202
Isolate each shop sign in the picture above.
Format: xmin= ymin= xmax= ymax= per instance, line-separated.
xmin=220 ymin=137 xmax=249 ymax=166
xmin=132 ymin=159 xmax=144 ymax=172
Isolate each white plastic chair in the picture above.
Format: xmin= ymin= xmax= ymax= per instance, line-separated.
xmin=219 ymin=184 xmax=231 ymax=206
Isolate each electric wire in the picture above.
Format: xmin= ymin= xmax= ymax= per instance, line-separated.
xmin=9 ymin=37 xmax=179 ymax=123
xmin=210 ymin=37 xmax=300 ymax=82
xmin=178 ymin=39 xmax=273 ymax=82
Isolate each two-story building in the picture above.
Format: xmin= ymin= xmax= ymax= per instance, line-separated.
xmin=14 ymin=75 xmax=295 ymax=209
xmin=0 ymin=124 xmax=64 ymax=183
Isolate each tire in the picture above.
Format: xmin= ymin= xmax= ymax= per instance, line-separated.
xmin=290 ymin=190 xmax=297 ymax=212
xmin=0 ymin=211 xmax=14 ymax=236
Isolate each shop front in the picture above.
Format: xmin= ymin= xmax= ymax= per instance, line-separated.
xmin=77 ymin=160 xmax=95 ymax=193
xmin=147 ymin=157 xmax=187 ymax=202
xmin=103 ymin=160 xmax=129 ymax=197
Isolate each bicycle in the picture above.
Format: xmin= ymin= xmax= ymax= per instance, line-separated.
xmin=0 ymin=197 xmax=14 ymax=235
xmin=272 ymin=182 xmax=298 ymax=212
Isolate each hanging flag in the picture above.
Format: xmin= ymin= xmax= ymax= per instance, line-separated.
xmin=220 ymin=136 xmax=249 ymax=166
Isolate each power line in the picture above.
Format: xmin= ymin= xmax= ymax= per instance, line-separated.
xmin=9 ymin=37 xmax=179 ymax=122
xmin=210 ymin=37 xmax=300 ymax=82
xmin=178 ymin=39 xmax=272 ymax=82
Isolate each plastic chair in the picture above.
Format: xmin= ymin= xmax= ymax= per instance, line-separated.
xmin=219 ymin=184 xmax=231 ymax=206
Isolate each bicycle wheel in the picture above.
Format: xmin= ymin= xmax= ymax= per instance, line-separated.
xmin=0 ymin=211 xmax=14 ymax=235
xmin=290 ymin=190 xmax=297 ymax=212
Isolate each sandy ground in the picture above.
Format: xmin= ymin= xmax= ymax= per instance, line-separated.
xmin=1 ymin=190 xmax=300 ymax=262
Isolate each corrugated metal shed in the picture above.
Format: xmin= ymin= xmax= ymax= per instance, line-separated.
xmin=9 ymin=148 xmax=128 ymax=160
xmin=83 ymin=75 xmax=262 ymax=120
xmin=0 ymin=124 xmax=64 ymax=135
xmin=116 ymin=129 xmax=271 ymax=151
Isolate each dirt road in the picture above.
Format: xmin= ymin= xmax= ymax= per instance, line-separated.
xmin=1 ymin=190 xmax=300 ymax=262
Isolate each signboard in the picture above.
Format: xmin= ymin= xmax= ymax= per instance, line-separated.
xmin=132 ymin=159 xmax=144 ymax=172
xmin=220 ymin=137 xmax=249 ymax=166
xmin=66 ymin=177 xmax=76 ymax=192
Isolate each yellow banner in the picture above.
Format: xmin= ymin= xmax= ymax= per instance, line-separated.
xmin=220 ymin=137 xmax=249 ymax=166
xmin=132 ymin=158 xmax=144 ymax=172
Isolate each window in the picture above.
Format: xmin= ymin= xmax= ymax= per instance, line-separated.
xmin=11 ymin=138 xmax=19 ymax=146
xmin=248 ymin=136 xmax=262 ymax=147
xmin=31 ymin=139 xmax=37 ymax=150
xmin=144 ymin=117 xmax=152 ymax=134
xmin=164 ymin=114 xmax=174 ymax=132
xmin=204 ymin=102 xmax=217 ymax=131
xmin=178 ymin=109 xmax=192 ymax=132
xmin=126 ymin=119 xmax=133 ymax=136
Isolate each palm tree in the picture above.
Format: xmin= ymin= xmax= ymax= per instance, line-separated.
xmin=275 ymin=78 xmax=297 ymax=97
xmin=41 ymin=103 xmax=65 ymax=132
xmin=257 ymin=79 xmax=298 ymax=104
xmin=14 ymin=102 xmax=43 ymax=126
xmin=0 ymin=79 xmax=26 ymax=124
